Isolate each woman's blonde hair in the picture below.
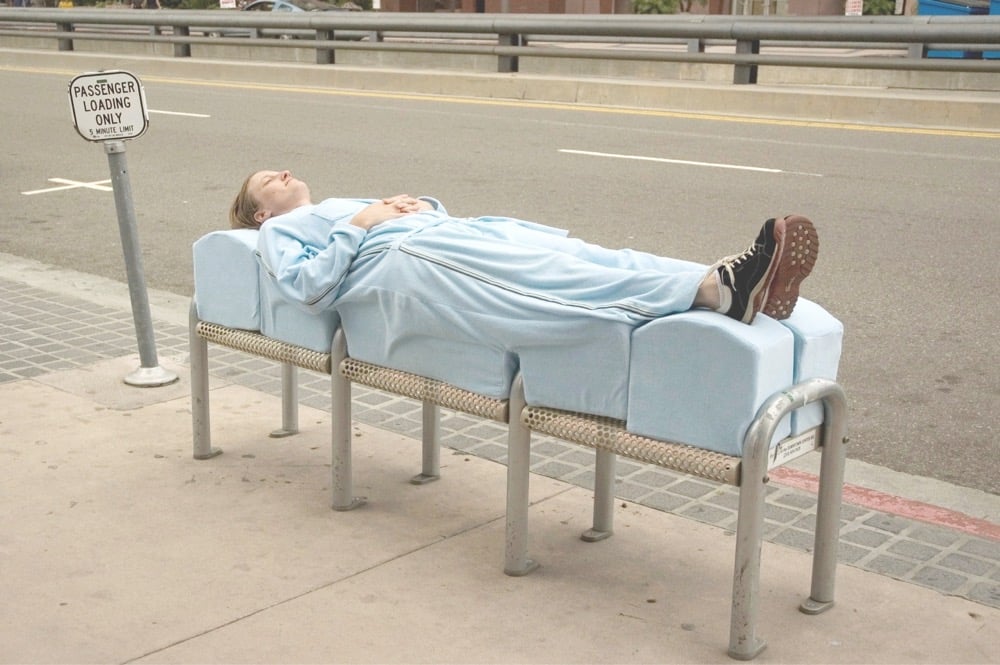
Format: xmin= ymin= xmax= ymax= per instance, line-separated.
xmin=229 ymin=172 xmax=261 ymax=230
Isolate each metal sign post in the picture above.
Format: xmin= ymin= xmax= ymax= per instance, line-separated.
xmin=68 ymin=70 xmax=178 ymax=387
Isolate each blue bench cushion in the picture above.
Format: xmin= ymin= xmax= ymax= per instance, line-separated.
xmin=627 ymin=311 xmax=795 ymax=457
xmin=779 ymin=298 xmax=844 ymax=435
xmin=193 ymin=229 xmax=340 ymax=352
xmin=192 ymin=230 xmax=843 ymax=457
xmin=335 ymin=293 xmax=519 ymax=401
xmin=192 ymin=230 xmax=260 ymax=331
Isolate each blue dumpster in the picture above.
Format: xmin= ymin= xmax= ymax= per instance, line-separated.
xmin=918 ymin=0 xmax=989 ymax=58
xmin=988 ymin=0 xmax=1000 ymax=59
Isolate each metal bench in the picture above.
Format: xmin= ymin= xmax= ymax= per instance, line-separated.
xmin=189 ymin=304 xmax=848 ymax=660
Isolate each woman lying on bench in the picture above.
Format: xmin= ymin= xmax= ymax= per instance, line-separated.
xmin=229 ymin=170 xmax=818 ymax=334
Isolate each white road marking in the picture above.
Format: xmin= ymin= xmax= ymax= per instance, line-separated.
xmin=559 ymin=149 xmax=823 ymax=177
xmin=22 ymin=178 xmax=114 ymax=196
xmin=148 ymin=109 xmax=211 ymax=118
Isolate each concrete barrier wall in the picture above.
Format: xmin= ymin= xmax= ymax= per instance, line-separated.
xmin=4 ymin=29 xmax=1000 ymax=93
xmin=2 ymin=38 xmax=999 ymax=130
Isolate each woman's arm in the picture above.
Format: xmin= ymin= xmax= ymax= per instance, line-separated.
xmin=257 ymin=196 xmax=444 ymax=314
xmin=259 ymin=214 xmax=367 ymax=314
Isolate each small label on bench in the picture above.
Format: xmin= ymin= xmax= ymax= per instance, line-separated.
xmin=768 ymin=429 xmax=820 ymax=469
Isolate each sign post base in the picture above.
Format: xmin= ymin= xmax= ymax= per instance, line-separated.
xmin=125 ymin=365 xmax=179 ymax=388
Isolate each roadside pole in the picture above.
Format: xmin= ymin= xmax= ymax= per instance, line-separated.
xmin=68 ymin=69 xmax=178 ymax=387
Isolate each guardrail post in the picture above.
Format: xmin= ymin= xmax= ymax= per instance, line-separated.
xmin=498 ymin=32 xmax=521 ymax=73
xmin=734 ymin=38 xmax=759 ymax=85
xmin=316 ymin=29 xmax=334 ymax=65
xmin=908 ymin=43 xmax=928 ymax=59
xmin=173 ymin=25 xmax=191 ymax=58
xmin=687 ymin=38 xmax=705 ymax=54
xmin=56 ymin=21 xmax=74 ymax=52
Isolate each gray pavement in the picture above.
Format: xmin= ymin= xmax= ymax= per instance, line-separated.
xmin=4 ymin=50 xmax=1000 ymax=496
xmin=2 ymin=252 xmax=999 ymax=663
xmin=2 ymin=46 xmax=999 ymax=662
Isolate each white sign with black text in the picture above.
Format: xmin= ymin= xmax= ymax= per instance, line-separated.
xmin=68 ymin=70 xmax=149 ymax=143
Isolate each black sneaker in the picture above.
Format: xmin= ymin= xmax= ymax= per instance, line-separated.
xmin=714 ymin=218 xmax=781 ymax=324
xmin=714 ymin=216 xmax=818 ymax=323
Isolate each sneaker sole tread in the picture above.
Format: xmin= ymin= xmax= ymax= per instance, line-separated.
xmin=762 ymin=215 xmax=818 ymax=320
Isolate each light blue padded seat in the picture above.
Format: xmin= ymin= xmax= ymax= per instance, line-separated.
xmin=193 ymin=230 xmax=340 ymax=352
xmin=192 ymin=230 xmax=261 ymax=331
xmin=193 ymin=230 xmax=843 ymax=457
xmin=626 ymin=311 xmax=795 ymax=456
xmin=778 ymin=298 xmax=844 ymax=435
xmin=337 ymin=291 xmax=633 ymax=419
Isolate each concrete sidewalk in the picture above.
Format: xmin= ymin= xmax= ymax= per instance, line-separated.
xmin=1 ymin=257 xmax=999 ymax=663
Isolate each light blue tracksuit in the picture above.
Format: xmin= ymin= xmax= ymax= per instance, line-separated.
xmin=256 ymin=197 xmax=709 ymax=328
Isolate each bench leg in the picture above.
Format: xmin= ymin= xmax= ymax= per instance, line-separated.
xmin=729 ymin=385 xmax=779 ymax=660
xmin=505 ymin=375 xmax=538 ymax=576
xmin=189 ymin=305 xmax=221 ymax=460
xmin=729 ymin=378 xmax=847 ymax=659
xmin=330 ymin=330 xmax=365 ymax=511
xmin=270 ymin=363 xmax=300 ymax=438
xmin=411 ymin=401 xmax=441 ymax=485
xmin=801 ymin=390 xmax=848 ymax=615
xmin=729 ymin=467 xmax=768 ymax=660
xmin=582 ymin=448 xmax=615 ymax=542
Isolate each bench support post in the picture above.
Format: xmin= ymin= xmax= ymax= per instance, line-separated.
xmin=504 ymin=375 xmax=538 ymax=576
xmin=411 ymin=402 xmax=441 ymax=484
xmin=730 ymin=451 xmax=769 ymax=660
xmin=270 ymin=363 xmax=299 ymax=438
xmin=189 ymin=303 xmax=221 ymax=460
xmin=582 ymin=448 xmax=615 ymax=542
xmin=728 ymin=378 xmax=847 ymax=660
xmin=331 ymin=329 xmax=365 ymax=511
xmin=801 ymin=385 xmax=848 ymax=614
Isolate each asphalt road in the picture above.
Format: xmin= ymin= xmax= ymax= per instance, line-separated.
xmin=2 ymin=66 xmax=997 ymax=496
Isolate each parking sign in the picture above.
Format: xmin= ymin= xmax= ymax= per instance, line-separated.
xmin=68 ymin=70 xmax=149 ymax=143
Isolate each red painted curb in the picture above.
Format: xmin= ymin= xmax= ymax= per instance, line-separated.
xmin=769 ymin=466 xmax=1000 ymax=542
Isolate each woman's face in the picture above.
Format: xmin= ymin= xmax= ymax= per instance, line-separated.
xmin=248 ymin=170 xmax=311 ymax=224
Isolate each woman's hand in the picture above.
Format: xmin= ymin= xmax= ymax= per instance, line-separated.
xmin=349 ymin=195 xmax=433 ymax=230
xmin=383 ymin=194 xmax=433 ymax=214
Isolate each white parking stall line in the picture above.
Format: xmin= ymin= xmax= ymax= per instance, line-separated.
xmin=559 ymin=149 xmax=824 ymax=177
xmin=148 ymin=109 xmax=211 ymax=118
xmin=22 ymin=178 xmax=114 ymax=196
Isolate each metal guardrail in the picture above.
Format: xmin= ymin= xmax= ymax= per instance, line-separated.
xmin=1 ymin=8 xmax=999 ymax=84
